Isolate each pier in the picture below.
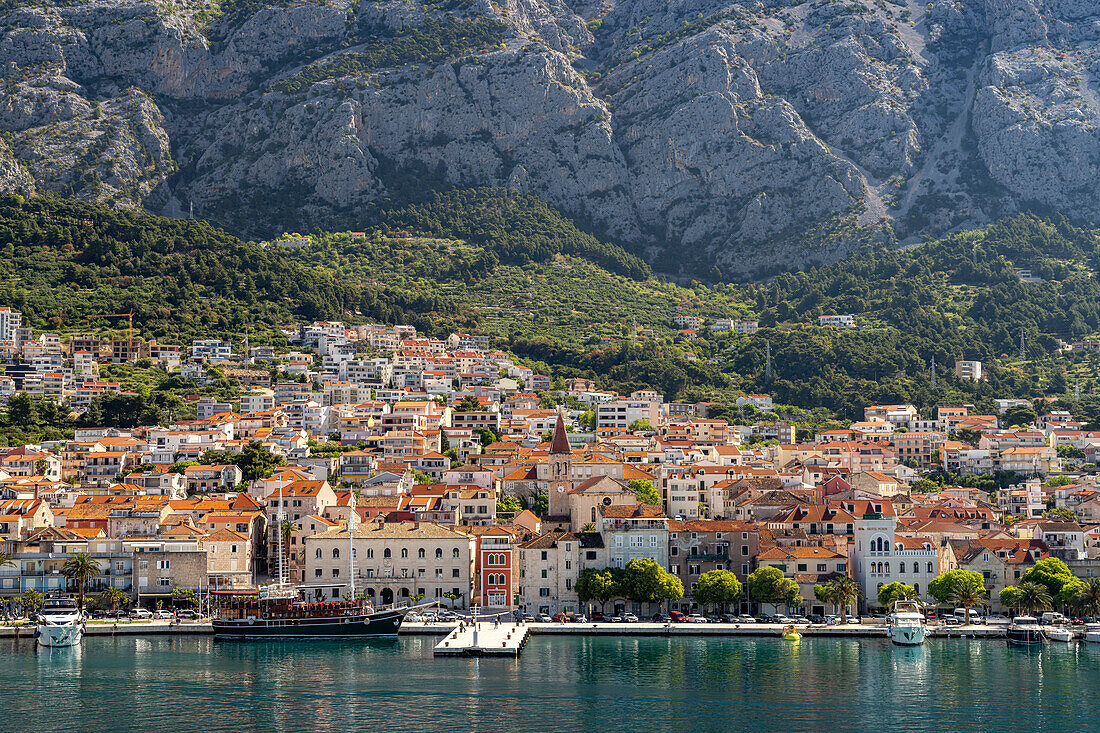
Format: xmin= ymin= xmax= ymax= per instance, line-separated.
xmin=433 ymin=619 xmax=531 ymax=657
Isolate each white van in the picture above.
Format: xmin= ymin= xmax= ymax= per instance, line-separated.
xmin=1041 ymin=612 xmax=1067 ymax=625
xmin=953 ymin=608 xmax=983 ymax=624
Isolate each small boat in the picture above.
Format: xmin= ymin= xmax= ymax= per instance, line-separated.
xmin=1007 ymin=616 xmax=1044 ymax=647
xmin=782 ymin=624 xmax=801 ymax=641
xmin=1084 ymin=623 xmax=1100 ymax=643
xmin=35 ymin=596 xmax=84 ymax=648
xmin=886 ymin=600 xmax=927 ymax=646
xmin=1044 ymin=626 xmax=1074 ymax=643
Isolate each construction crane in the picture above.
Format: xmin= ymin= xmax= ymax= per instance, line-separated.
xmin=88 ymin=311 xmax=135 ymax=362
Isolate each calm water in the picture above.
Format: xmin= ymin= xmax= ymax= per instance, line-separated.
xmin=1 ymin=634 xmax=1096 ymax=732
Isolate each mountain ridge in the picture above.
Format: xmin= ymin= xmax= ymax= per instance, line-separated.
xmin=1 ymin=0 xmax=1099 ymax=276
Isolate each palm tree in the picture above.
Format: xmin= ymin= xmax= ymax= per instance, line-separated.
xmin=949 ymin=577 xmax=987 ymax=624
xmin=1074 ymin=577 xmax=1100 ymax=620
xmin=61 ymin=552 xmax=102 ymax=611
xmin=830 ymin=577 xmax=861 ymax=624
xmin=20 ymin=588 xmax=43 ymax=617
xmin=1018 ymin=581 xmax=1053 ymax=616
xmin=100 ymin=587 xmax=127 ymax=613
xmin=0 ymin=551 xmax=14 ymax=570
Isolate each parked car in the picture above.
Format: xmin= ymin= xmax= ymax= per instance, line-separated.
xmin=131 ymin=608 xmax=153 ymax=620
xmin=773 ymin=615 xmax=792 ymax=624
xmin=790 ymin=615 xmax=810 ymax=624
xmin=845 ymin=615 xmax=859 ymax=624
xmin=153 ymin=610 xmax=172 ymax=620
xmin=653 ymin=613 xmax=669 ymax=623
xmin=552 ymin=613 xmax=569 ymax=623
xmin=825 ymin=615 xmax=840 ymax=625
xmin=590 ymin=612 xmax=606 ymax=621
xmin=685 ymin=614 xmax=708 ymax=623
xmin=572 ymin=615 xmax=588 ymax=624
xmin=737 ymin=615 xmax=757 ymax=624
xmin=807 ymin=614 xmax=824 ymax=624
xmin=536 ymin=614 xmax=553 ymax=623
xmin=669 ymin=611 xmax=688 ymax=623
xmin=609 ymin=615 xmax=624 ymax=623
xmin=622 ymin=612 xmax=639 ymax=623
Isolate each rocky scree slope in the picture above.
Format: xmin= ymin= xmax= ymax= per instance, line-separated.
xmin=0 ymin=0 xmax=1098 ymax=277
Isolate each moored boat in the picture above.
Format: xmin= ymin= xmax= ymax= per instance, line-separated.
xmin=886 ymin=600 xmax=927 ymax=646
xmin=35 ymin=596 xmax=84 ymax=648
xmin=1007 ymin=616 xmax=1044 ymax=647
xmin=1044 ymin=626 xmax=1074 ymax=643
xmin=1085 ymin=623 xmax=1100 ymax=643
xmin=211 ymin=586 xmax=407 ymax=640
xmin=782 ymin=625 xmax=801 ymax=641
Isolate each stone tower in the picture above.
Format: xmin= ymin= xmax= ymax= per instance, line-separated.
xmin=548 ymin=412 xmax=572 ymax=518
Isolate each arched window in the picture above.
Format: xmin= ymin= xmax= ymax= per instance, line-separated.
xmin=435 ymin=548 xmax=443 ymax=559
xmin=912 ymin=562 xmax=919 ymax=574
xmin=884 ymin=562 xmax=890 ymax=574
xmin=384 ymin=548 xmax=391 ymax=559
xmin=332 ymin=548 xmax=340 ymax=559
xmin=914 ymin=583 xmax=920 ymax=594
xmin=453 ymin=549 xmax=460 ymax=558
xmin=367 ymin=548 xmax=373 ymax=559
xmin=401 ymin=548 xmax=408 ymax=558
xmin=315 ymin=548 xmax=322 ymax=559
xmin=352 ymin=548 xmax=357 ymax=559
xmin=418 ymin=548 xmax=425 ymax=559
xmin=927 ymin=562 xmax=933 ymax=573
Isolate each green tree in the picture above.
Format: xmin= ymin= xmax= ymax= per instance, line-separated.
xmin=1073 ymin=577 xmax=1100 ymax=618
xmin=412 ymin=470 xmax=433 ymax=485
xmin=61 ymin=552 xmax=102 ymax=611
xmin=877 ymin=582 xmax=916 ymax=609
xmin=620 ymin=559 xmax=683 ymax=607
xmin=928 ymin=570 xmax=986 ymax=613
xmin=20 ymin=588 xmax=43 ymax=616
xmin=1021 ymin=557 xmax=1078 ymax=604
xmin=628 ymin=418 xmax=652 ymax=431
xmin=827 ymin=576 xmax=861 ymax=622
xmin=626 ymin=479 xmax=660 ymax=505
xmin=235 ymin=441 xmax=285 ymax=482
xmin=171 ymin=588 xmax=199 ymax=611
xmin=99 ymin=587 xmax=128 ymax=613
xmin=746 ymin=566 xmax=801 ymax=614
xmin=1000 ymin=586 xmax=1024 ymax=613
xmin=692 ymin=570 xmax=742 ymax=613
xmin=580 ymin=522 xmax=597 ymax=533
xmin=576 ymin=568 xmax=620 ymax=613
xmin=1043 ymin=507 xmax=1077 ymax=521
xmin=813 ymin=582 xmax=839 ymax=615
xmin=1017 ymin=581 xmax=1053 ymax=615
xmin=1001 ymin=404 xmax=1037 ymax=428
xmin=455 ymin=395 xmax=483 ymax=412
xmin=496 ymin=496 xmax=523 ymax=514
xmin=0 ymin=551 xmax=14 ymax=571
xmin=533 ymin=493 xmax=548 ymax=516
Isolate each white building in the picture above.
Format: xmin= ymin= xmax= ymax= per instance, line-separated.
xmin=819 ymin=314 xmax=856 ymax=329
xmin=851 ymin=514 xmax=938 ymax=609
xmin=955 ymin=360 xmax=983 ymax=381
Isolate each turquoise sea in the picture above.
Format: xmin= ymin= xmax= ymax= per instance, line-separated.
xmin=1 ymin=634 xmax=1095 ymax=732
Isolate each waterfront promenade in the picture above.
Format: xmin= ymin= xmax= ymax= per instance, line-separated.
xmin=0 ymin=619 xmax=1032 ymax=640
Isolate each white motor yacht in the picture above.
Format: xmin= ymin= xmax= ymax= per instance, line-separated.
xmin=1084 ymin=623 xmax=1100 ymax=643
xmin=886 ymin=600 xmax=927 ymax=646
xmin=1006 ymin=616 xmax=1044 ymax=647
xmin=35 ymin=596 xmax=84 ymax=648
xmin=1044 ymin=625 xmax=1074 ymax=643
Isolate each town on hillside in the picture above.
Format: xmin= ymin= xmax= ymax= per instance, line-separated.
xmin=1 ymin=309 xmax=1097 ymax=620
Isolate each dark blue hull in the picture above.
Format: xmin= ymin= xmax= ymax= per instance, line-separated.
xmin=213 ymin=610 xmax=404 ymax=640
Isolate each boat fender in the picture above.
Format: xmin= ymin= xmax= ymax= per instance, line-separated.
xmin=248 ymin=618 xmax=255 ymax=625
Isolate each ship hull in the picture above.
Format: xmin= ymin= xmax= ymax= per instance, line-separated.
xmin=212 ymin=610 xmax=404 ymax=640
xmin=1007 ymin=628 xmax=1044 ymax=646
xmin=36 ymin=622 xmax=84 ymax=647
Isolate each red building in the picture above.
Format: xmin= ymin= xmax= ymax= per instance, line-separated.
xmin=477 ymin=527 xmax=515 ymax=609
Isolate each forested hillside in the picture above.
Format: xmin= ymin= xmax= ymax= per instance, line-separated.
xmin=5 ymin=196 xmax=1100 ymax=423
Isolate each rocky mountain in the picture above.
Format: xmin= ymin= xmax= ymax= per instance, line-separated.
xmin=1 ymin=0 xmax=1099 ymax=277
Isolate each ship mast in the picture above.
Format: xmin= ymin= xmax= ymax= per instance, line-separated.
xmin=276 ymin=483 xmax=286 ymax=586
xmin=348 ymin=501 xmax=358 ymax=602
